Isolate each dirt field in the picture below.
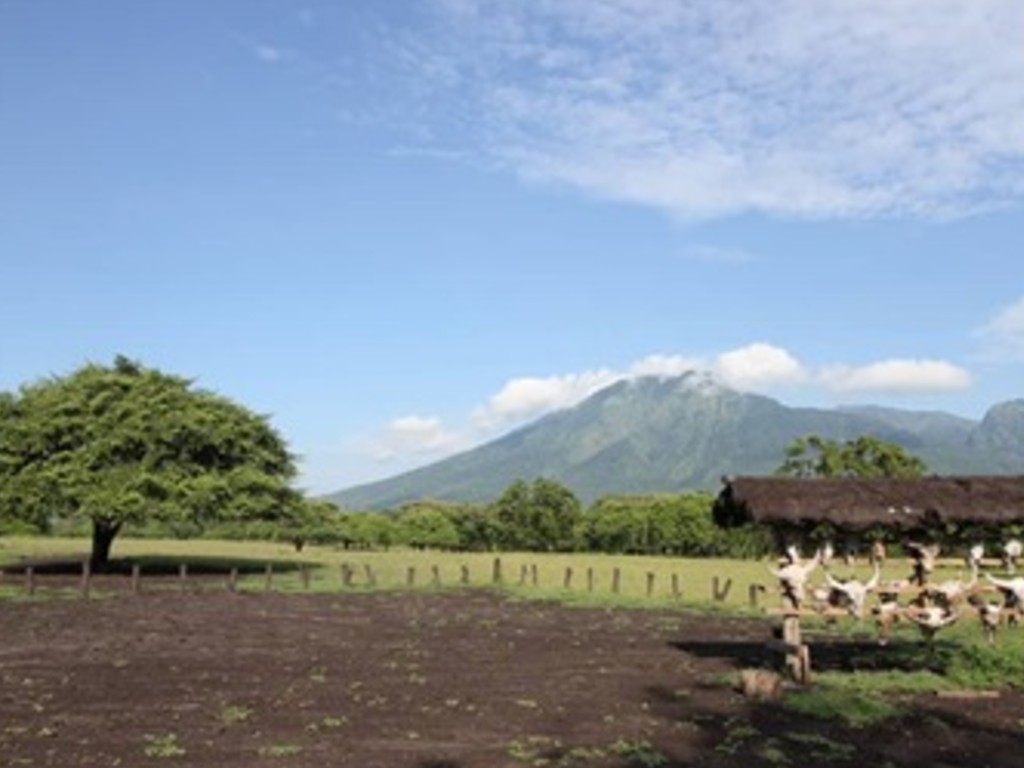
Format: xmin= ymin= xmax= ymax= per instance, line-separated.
xmin=1 ymin=585 xmax=1023 ymax=767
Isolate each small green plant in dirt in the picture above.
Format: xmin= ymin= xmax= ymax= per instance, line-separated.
xmin=608 ymin=738 xmax=668 ymax=767
xmin=714 ymin=719 xmax=760 ymax=756
xmin=785 ymin=732 xmax=857 ymax=761
xmin=506 ymin=735 xmax=562 ymax=764
xmin=783 ymin=685 xmax=898 ymax=728
xmin=258 ymin=743 xmax=303 ymax=758
xmin=757 ymin=738 xmax=792 ymax=765
xmin=220 ymin=704 xmax=253 ymax=726
xmin=143 ymin=733 xmax=186 ymax=759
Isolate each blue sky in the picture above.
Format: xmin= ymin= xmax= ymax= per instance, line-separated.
xmin=2 ymin=1 xmax=1023 ymax=494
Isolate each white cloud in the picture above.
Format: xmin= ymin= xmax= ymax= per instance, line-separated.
xmin=714 ymin=343 xmax=807 ymax=389
xmin=396 ymin=0 xmax=1024 ymax=219
xmin=976 ymin=296 xmax=1024 ymax=361
xmin=371 ymin=415 xmax=463 ymax=460
xmin=472 ymin=369 xmax=618 ymax=429
xmin=820 ymin=359 xmax=971 ymax=393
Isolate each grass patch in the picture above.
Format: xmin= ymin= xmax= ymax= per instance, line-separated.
xmin=142 ymin=733 xmax=186 ymax=759
xmin=782 ymin=684 xmax=900 ymax=727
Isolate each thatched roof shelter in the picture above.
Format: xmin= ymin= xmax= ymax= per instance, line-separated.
xmin=714 ymin=475 xmax=1024 ymax=533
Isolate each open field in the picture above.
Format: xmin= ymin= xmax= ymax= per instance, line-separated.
xmin=3 ymin=588 xmax=1024 ymax=767
xmin=3 ymin=537 xmax=1024 ymax=766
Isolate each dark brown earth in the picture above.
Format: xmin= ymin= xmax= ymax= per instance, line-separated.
xmin=1 ymin=583 xmax=1023 ymax=767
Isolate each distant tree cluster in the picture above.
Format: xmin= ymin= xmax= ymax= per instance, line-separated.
xmin=246 ymin=480 xmax=770 ymax=558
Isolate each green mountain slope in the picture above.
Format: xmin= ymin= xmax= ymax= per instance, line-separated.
xmin=328 ymin=374 xmax=1024 ymax=509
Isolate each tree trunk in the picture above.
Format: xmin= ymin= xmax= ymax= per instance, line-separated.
xmin=90 ymin=521 xmax=122 ymax=571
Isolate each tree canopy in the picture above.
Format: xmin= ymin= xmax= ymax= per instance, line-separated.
xmin=0 ymin=356 xmax=304 ymax=567
xmin=775 ymin=434 xmax=928 ymax=479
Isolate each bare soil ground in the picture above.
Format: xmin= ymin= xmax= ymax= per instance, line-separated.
xmin=1 ymin=582 xmax=1023 ymax=767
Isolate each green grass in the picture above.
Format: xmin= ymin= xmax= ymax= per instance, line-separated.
xmin=0 ymin=535 xmax=780 ymax=608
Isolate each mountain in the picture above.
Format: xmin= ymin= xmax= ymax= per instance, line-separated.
xmin=327 ymin=373 xmax=1024 ymax=509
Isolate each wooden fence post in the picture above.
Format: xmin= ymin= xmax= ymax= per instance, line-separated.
xmin=518 ymin=564 xmax=528 ymax=585
xmin=341 ymin=563 xmax=355 ymax=588
xmin=611 ymin=568 xmax=621 ymax=594
xmin=300 ymin=564 xmax=311 ymax=591
xmin=748 ymin=583 xmax=764 ymax=609
xmin=25 ymin=566 xmax=35 ymax=597
xmin=80 ymin=561 xmax=91 ymax=599
xmin=131 ymin=564 xmax=142 ymax=595
xmin=406 ymin=566 xmax=416 ymax=587
xmin=460 ymin=564 xmax=470 ymax=585
xmin=492 ymin=557 xmax=502 ymax=584
xmin=671 ymin=573 xmax=681 ymax=599
xmin=564 ymin=567 xmax=573 ymax=590
xmin=587 ymin=567 xmax=594 ymax=593
xmin=712 ymin=576 xmax=732 ymax=602
xmin=646 ymin=572 xmax=655 ymax=598
xmin=227 ymin=568 xmax=238 ymax=593
xmin=179 ymin=563 xmax=188 ymax=592
xmin=782 ymin=615 xmax=810 ymax=684
xmin=364 ymin=563 xmax=377 ymax=588
xmin=432 ymin=564 xmax=441 ymax=586
xmin=531 ymin=564 xmax=538 ymax=587
xmin=264 ymin=563 xmax=273 ymax=592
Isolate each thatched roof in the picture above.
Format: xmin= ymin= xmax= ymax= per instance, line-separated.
xmin=714 ymin=475 xmax=1024 ymax=532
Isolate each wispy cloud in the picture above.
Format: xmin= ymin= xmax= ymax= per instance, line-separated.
xmin=819 ymin=359 xmax=972 ymax=393
xmin=975 ymin=295 xmax=1024 ymax=361
xmin=393 ymin=0 xmax=1024 ymax=220
xmin=369 ymin=415 xmax=465 ymax=461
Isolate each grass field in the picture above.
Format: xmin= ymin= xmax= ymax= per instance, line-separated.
xmin=5 ymin=535 xmax=1024 ymax=702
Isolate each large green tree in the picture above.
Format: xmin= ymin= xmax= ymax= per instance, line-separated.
xmin=776 ymin=434 xmax=928 ymax=478
xmin=0 ymin=356 xmax=304 ymax=568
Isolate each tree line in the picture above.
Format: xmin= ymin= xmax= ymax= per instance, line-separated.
xmin=1 ymin=356 xmax=947 ymax=567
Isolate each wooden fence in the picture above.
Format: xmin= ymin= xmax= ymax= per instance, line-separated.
xmin=1 ymin=557 xmax=767 ymax=608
